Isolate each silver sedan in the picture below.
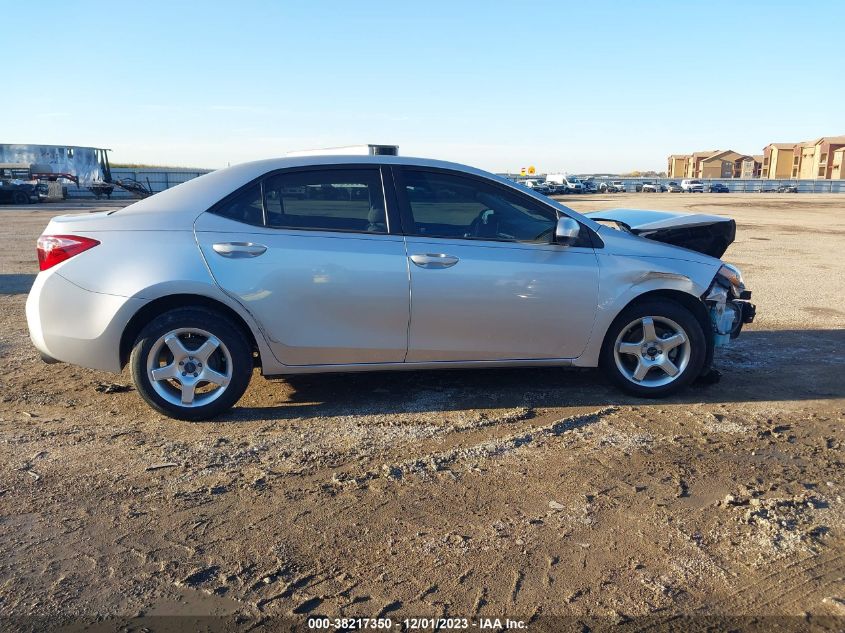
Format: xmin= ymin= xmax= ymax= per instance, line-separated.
xmin=26 ymin=156 xmax=756 ymax=420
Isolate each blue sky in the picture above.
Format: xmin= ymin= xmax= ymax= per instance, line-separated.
xmin=7 ymin=0 xmax=844 ymax=172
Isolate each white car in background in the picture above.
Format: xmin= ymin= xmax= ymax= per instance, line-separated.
xmin=522 ymin=179 xmax=551 ymax=194
xmin=563 ymin=176 xmax=584 ymax=193
xmin=599 ymin=180 xmax=625 ymax=193
xmin=681 ymin=179 xmax=704 ymax=193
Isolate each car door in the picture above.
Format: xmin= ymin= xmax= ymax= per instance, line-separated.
xmin=194 ymin=165 xmax=410 ymax=366
xmin=393 ymin=167 xmax=600 ymax=362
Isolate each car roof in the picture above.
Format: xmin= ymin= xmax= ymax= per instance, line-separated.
xmin=116 ymin=155 xmax=600 ymax=230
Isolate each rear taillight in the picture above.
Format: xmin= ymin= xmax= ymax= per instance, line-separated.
xmin=36 ymin=235 xmax=100 ymax=271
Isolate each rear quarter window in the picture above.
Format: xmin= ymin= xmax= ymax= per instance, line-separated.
xmin=209 ymin=183 xmax=264 ymax=225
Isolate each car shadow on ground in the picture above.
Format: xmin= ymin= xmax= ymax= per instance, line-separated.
xmin=0 ymin=274 xmax=36 ymax=295
xmin=221 ymin=329 xmax=845 ymax=422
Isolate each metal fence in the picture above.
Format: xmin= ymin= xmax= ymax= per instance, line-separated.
xmin=66 ymin=167 xmax=213 ymax=199
xmin=594 ymin=178 xmax=845 ymax=193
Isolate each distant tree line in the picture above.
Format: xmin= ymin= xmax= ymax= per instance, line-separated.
xmin=621 ymin=170 xmax=668 ymax=178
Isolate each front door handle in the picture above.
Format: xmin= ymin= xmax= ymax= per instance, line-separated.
xmin=212 ymin=242 xmax=267 ymax=258
xmin=410 ymin=253 xmax=459 ymax=269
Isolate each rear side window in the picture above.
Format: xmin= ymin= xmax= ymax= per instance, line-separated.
xmin=263 ymin=168 xmax=386 ymax=233
xmin=210 ymin=183 xmax=263 ymax=225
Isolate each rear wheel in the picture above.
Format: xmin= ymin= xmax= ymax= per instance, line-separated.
xmin=11 ymin=191 xmax=28 ymax=204
xmin=130 ymin=308 xmax=252 ymax=420
xmin=600 ymin=300 xmax=705 ymax=398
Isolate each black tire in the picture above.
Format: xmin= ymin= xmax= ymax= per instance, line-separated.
xmin=130 ymin=308 xmax=253 ymax=420
xmin=11 ymin=191 xmax=28 ymax=204
xmin=600 ymin=299 xmax=706 ymax=398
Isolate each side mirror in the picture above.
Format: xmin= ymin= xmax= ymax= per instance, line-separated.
xmin=554 ymin=217 xmax=580 ymax=246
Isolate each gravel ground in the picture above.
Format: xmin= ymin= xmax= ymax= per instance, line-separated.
xmin=0 ymin=194 xmax=843 ymax=632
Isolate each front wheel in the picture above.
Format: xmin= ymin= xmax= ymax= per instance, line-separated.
xmin=130 ymin=308 xmax=253 ymax=420
xmin=600 ymin=300 xmax=706 ymax=398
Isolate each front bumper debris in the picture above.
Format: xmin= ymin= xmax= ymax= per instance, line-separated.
xmin=704 ymin=281 xmax=756 ymax=347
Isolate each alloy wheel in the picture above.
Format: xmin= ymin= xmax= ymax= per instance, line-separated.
xmin=613 ymin=316 xmax=691 ymax=387
xmin=146 ymin=328 xmax=232 ymax=407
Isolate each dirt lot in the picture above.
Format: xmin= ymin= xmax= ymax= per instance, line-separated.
xmin=1 ymin=193 xmax=844 ymax=631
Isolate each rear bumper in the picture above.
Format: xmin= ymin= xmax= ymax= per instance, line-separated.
xmin=26 ymin=270 xmax=143 ymax=373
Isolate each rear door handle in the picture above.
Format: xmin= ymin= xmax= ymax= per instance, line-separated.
xmin=410 ymin=253 xmax=459 ymax=269
xmin=212 ymin=242 xmax=267 ymax=258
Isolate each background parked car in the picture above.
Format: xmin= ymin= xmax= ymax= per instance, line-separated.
xmin=535 ymin=181 xmax=553 ymax=195
xmin=681 ymin=179 xmax=704 ymax=193
xmin=581 ymin=179 xmax=598 ymax=193
xmin=708 ymin=183 xmax=729 ymax=193
xmin=667 ymin=182 xmax=683 ymax=193
xmin=0 ymin=178 xmax=39 ymax=204
xmin=641 ymin=182 xmax=666 ymax=193
xmin=777 ymin=183 xmax=798 ymax=193
xmin=563 ymin=176 xmax=584 ymax=194
xmin=523 ymin=179 xmax=551 ymax=195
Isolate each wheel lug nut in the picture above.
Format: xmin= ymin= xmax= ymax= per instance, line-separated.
xmin=193 ymin=373 xmax=198 ymax=377
xmin=182 ymin=372 xmax=187 ymax=376
xmin=179 ymin=361 xmax=184 ymax=365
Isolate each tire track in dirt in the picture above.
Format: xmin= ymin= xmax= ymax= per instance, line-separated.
xmin=718 ymin=552 xmax=845 ymax=613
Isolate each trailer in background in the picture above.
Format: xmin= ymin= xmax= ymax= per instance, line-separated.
xmin=0 ymin=144 xmax=109 ymax=201
xmin=0 ymin=144 xmax=158 ymax=200
xmin=286 ymin=144 xmax=399 ymax=157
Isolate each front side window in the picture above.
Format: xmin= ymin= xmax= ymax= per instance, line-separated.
xmin=400 ymin=170 xmax=556 ymax=242
xmin=263 ymin=168 xmax=386 ymax=233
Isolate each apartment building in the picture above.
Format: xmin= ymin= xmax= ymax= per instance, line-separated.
xmin=671 ymin=134 xmax=845 ymax=180
xmin=806 ymin=136 xmax=845 ymax=179
xmin=668 ymin=150 xmax=749 ymax=179
xmin=762 ymin=143 xmax=795 ymax=178
xmin=833 ymin=147 xmax=845 ymax=179
xmin=667 ymin=154 xmax=690 ymax=179
xmin=699 ymin=150 xmax=751 ymax=178
xmin=796 ymin=142 xmax=817 ymax=179
xmin=740 ymin=155 xmax=764 ymax=179
xmin=684 ymin=151 xmax=718 ymax=178
xmin=763 ymin=136 xmax=845 ymax=179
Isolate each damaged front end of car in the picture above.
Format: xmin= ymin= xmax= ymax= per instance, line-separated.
xmin=703 ymin=263 xmax=756 ymax=347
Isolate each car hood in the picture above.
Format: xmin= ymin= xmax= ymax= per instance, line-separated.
xmin=587 ymin=208 xmax=736 ymax=258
